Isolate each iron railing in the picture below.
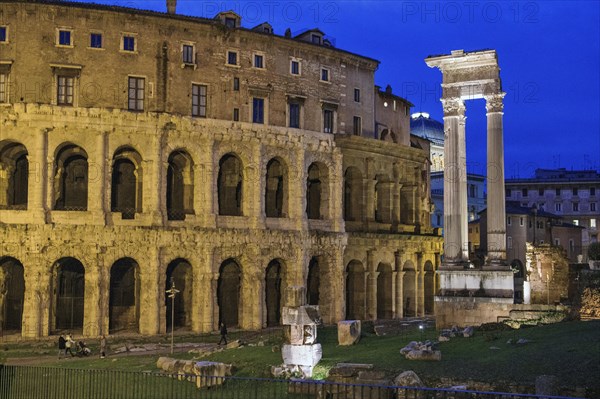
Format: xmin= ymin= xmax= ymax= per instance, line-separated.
xmin=0 ymin=365 xmax=585 ymax=399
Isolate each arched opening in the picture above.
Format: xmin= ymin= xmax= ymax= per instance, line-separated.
xmin=345 ymin=260 xmax=365 ymax=320
xmin=376 ymin=263 xmax=393 ymax=319
xmin=265 ymin=260 xmax=284 ymax=327
xmin=218 ymin=154 xmax=243 ymax=216
xmin=111 ymin=147 xmax=142 ymax=220
xmin=54 ymin=144 xmax=88 ymax=211
xmin=344 ymin=167 xmax=363 ymax=221
xmin=265 ymin=158 xmax=286 ymax=218
xmin=109 ymin=258 xmax=140 ymax=333
xmin=218 ymin=259 xmax=241 ymax=328
xmin=403 ymin=261 xmax=416 ymax=317
xmin=307 ymin=163 xmax=327 ymax=220
xmin=0 ymin=142 xmax=28 ymax=210
xmin=511 ymin=259 xmax=525 ymax=304
xmin=165 ymin=259 xmax=193 ymax=331
xmin=423 ymin=261 xmax=435 ymax=315
xmin=306 ymin=257 xmax=320 ymax=306
xmin=53 ymin=258 xmax=85 ymax=332
xmin=0 ymin=257 xmax=24 ymax=334
xmin=167 ymin=150 xmax=194 ymax=221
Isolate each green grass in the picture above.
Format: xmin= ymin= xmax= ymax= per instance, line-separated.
xmin=2 ymin=320 xmax=599 ymax=395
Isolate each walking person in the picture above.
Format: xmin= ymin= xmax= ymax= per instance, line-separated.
xmin=57 ymin=335 xmax=66 ymax=359
xmin=100 ymin=335 xmax=107 ymax=359
xmin=65 ymin=333 xmax=75 ymax=357
xmin=218 ymin=322 xmax=228 ymax=345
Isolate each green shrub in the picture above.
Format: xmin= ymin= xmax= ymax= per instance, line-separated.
xmin=588 ymin=242 xmax=600 ymax=261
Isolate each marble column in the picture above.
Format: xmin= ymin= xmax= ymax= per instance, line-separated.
xmin=441 ymin=98 xmax=468 ymax=267
xmin=485 ymin=93 xmax=508 ymax=268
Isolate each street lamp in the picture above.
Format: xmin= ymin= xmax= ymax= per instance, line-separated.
xmin=166 ymin=279 xmax=180 ymax=355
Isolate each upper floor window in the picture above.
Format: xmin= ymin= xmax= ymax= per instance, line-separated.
xmin=573 ymin=188 xmax=578 ymax=196
xmin=520 ymin=217 xmax=524 ymax=226
xmin=57 ymin=29 xmax=73 ymax=47
xmin=591 ymin=203 xmax=597 ymax=212
xmin=122 ymin=35 xmax=136 ymax=52
xmin=254 ymin=54 xmax=264 ymax=69
xmin=323 ymin=109 xmax=334 ymax=133
xmin=506 ymin=189 xmax=511 ymax=197
xmin=555 ymin=203 xmax=562 ymax=212
xmin=591 ymin=187 xmax=596 ymax=196
xmin=233 ymin=77 xmax=240 ymax=91
xmin=289 ymin=103 xmax=300 ymax=128
xmin=90 ymin=33 xmax=102 ymax=49
xmin=233 ymin=108 xmax=240 ymax=122
xmin=227 ymin=51 xmax=238 ymax=66
xmin=0 ymin=26 xmax=7 ymax=43
xmin=182 ymin=44 xmax=195 ymax=64
xmin=573 ymin=202 xmax=579 ymax=212
xmin=311 ymin=34 xmax=321 ymax=44
xmin=354 ymin=88 xmax=361 ymax=103
xmin=128 ymin=77 xmax=145 ymax=111
xmin=0 ymin=73 xmax=7 ymax=103
xmin=57 ymin=76 xmax=74 ymax=106
xmin=507 ymin=216 xmax=512 ymax=226
xmin=252 ymin=97 xmax=264 ymax=124
xmin=192 ymin=84 xmax=207 ymax=117
xmin=522 ymin=188 xmax=528 ymax=197
xmin=320 ymin=68 xmax=330 ymax=82
xmin=290 ymin=60 xmax=300 ymax=75
xmin=556 ymin=188 xmax=561 ymax=195
xmin=225 ymin=17 xmax=236 ymax=28
xmin=353 ymin=116 xmax=362 ymax=136
xmin=538 ymin=188 xmax=544 ymax=196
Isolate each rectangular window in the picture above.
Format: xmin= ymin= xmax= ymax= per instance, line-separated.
xmin=569 ymin=239 xmax=575 ymax=253
xmin=590 ymin=218 xmax=597 ymax=228
xmin=90 ymin=33 xmax=102 ymax=48
xmin=252 ymin=98 xmax=264 ymax=124
xmin=311 ymin=34 xmax=321 ymax=44
xmin=573 ymin=202 xmax=579 ymax=212
xmin=289 ymin=103 xmax=300 ymax=128
xmin=123 ymin=35 xmax=135 ymax=52
xmin=183 ymin=44 xmax=194 ymax=64
xmin=0 ymin=73 xmax=6 ymax=103
xmin=58 ymin=30 xmax=72 ymax=46
xmin=192 ymin=84 xmax=207 ymax=117
xmin=225 ymin=17 xmax=236 ymax=28
xmin=57 ymin=76 xmax=74 ymax=105
xmin=522 ymin=188 xmax=528 ymax=197
xmin=354 ymin=88 xmax=360 ymax=103
xmin=233 ymin=77 xmax=239 ymax=91
xmin=227 ymin=51 xmax=238 ymax=65
xmin=507 ymin=236 xmax=512 ymax=249
xmin=0 ymin=26 xmax=8 ymax=42
xmin=520 ymin=217 xmax=524 ymax=226
xmin=573 ymin=188 xmax=578 ymax=196
xmin=554 ymin=238 xmax=560 ymax=246
xmin=555 ymin=203 xmax=562 ymax=212
xmin=254 ymin=54 xmax=264 ymax=68
xmin=290 ymin=60 xmax=300 ymax=75
xmin=506 ymin=189 xmax=511 ymax=197
xmin=321 ymin=68 xmax=330 ymax=82
xmin=128 ymin=77 xmax=145 ymax=111
xmin=323 ymin=109 xmax=334 ymax=133
xmin=591 ymin=203 xmax=597 ymax=212
xmin=591 ymin=187 xmax=596 ymax=196
xmin=556 ymin=188 xmax=561 ymax=195
xmin=538 ymin=188 xmax=544 ymax=196
xmin=507 ymin=216 xmax=512 ymax=226
xmin=353 ymin=116 xmax=362 ymax=136
xmin=233 ymin=108 xmax=240 ymax=122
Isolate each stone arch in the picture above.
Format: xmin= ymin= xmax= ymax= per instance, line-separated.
xmin=381 ymin=129 xmax=397 ymax=143
xmin=52 ymin=257 xmax=85 ymax=332
xmin=306 ymin=162 xmax=329 ymax=220
xmin=265 ymin=259 xmax=285 ymax=327
xmin=0 ymin=257 xmax=25 ymax=333
xmin=306 ymin=257 xmax=320 ymax=306
xmin=376 ymin=262 xmax=393 ymax=319
xmin=374 ymin=174 xmax=392 ymax=223
xmin=423 ymin=260 xmax=435 ymax=315
xmin=218 ymin=259 xmax=241 ymax=327
xmin=109 ymin=258 xmax=140 ymax=333
xmin=402 ymin=260 xmax=416 ymax=317
xmin=0 ymin=141 xmax=28 ymax=209
xmin=265 ymin=158 xmax=287 ymax=218
xmin=165 ymin=258 xmax=193 ymax=330
xmin=511 ymin=259 xmax=525 ymax=279
xmin=167 ymin=150 xmax=194 ymax=221
xmin=218 ymin=153 xmax=243 ymax=216
xmin=111 ymin=147 xmax=143 ymax=219
xmin=53 ymin=143 xmax=88 ymax=211
xmin=345 ymin=260 xmax=365 ymax=320
xmin=344 ymin=167 xmax=363 ymax=221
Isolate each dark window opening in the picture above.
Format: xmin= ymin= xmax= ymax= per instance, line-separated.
xmin=58 ymin=30 xmax=71 ymax=46
xmin=306 ymin=163 xmax=323 ymax=220
xmin=353 ymin=116 xmax=361 ymax=136
xmin=57 ymin=76 xmax=74 ymax=106
xmin=253 ymin=97 xmax=264 ymax=124
xmin=233 ymin=108 xmax=240 ymax=121
xmin=54 ymin=258 xmax=85 ymax=331
xmin=306 ymin=258 xmax=320 ymax=306
xmin=54 ymin=145 xmax=88 ymax=211
xmin=289 ymin=103 xmax=300 ymax=128
xmin=265 ymin=159 xmax=285 ymax=218
xmin=323 ymin=109 xmax=334 ymax=133
xmin=218 ymin=259 xmax=241 ymax=327
xmin=233 ymin=77 xmax=240 ymax=91
xmin=254 ymin=54 xmax=264 ymax=68
xmin=109 ymin=258 xmax=140 ymax=333
xmin=192 ymin=84 xmax=207 ymax=117
xmin=167 ymin=151 xmax=194 ymax=221
xmin=265 ymin=260 xmax=283 ymax=327
xmin=218 ymin=154 xmax=243 ymax=216
xmin=123 ymin=36 xmax=135 ymax=52
xmin=182 ymin=44 xmax=194 ymax=64
xmin=90 ymin=33 xmax=102 ymax=48
xmin=128 ymin=77 xmax=144 ymax=111
xmin=290 ymin=60 xmax=300 ymax=75
xmin=227 ymin=51 xmax=238 ymax=65
xmin=354 ymin=88 xmax=360 ymax=102
xmin=165 ymin=259 xmax=193 ymax=330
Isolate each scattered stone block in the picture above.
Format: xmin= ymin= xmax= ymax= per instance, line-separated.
xmin=405 ymin=350 xmax=441 ymax=361
xmin=438 ymin=335 xmax=450 ymax=342
xmin=282 ymin=306 xmax=321 ymax=325
xmin=193 ymin=361 xmax=232 ymax=388
xmin=338 ymin=320 xmax=361 ymax=345
xmin=516 ymin=338 xmax=531 ymax=345
xmin=462 ymin=326 xmax=474 ymax=338
xmin=225 ymin=339 xmax=242 ymax=349
xmin=281 ymin=344 xmax=322 ymax=367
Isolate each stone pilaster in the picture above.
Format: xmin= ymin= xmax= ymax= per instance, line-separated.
xmin=441 ymin=97 xmax=468 ymax=267
xmin=394 ymin=251 xmax=404 ymax=318
xmin=485 ymin=92 xmax=508 ymax=268
xmin=139 ymin=252 xmax=160 ymax=335
xmin=89 ymin=131 xmax=106 ymax=223
xmin=29 ymin=130 xmax=47 ymax=221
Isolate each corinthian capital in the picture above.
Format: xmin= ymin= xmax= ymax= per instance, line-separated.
xmin=441 ymin=97 xmax=465 ymax=117
xmin=485 ymin=92 xmax=506 ymax=113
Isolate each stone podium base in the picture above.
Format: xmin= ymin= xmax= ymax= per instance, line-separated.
xmin=437 ymin=269 xmax=514 ymax=298
xmin=434 ymin=296 xmax=515 ymax=328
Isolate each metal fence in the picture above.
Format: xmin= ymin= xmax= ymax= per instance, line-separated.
xmin=0 ymin=365 xmax=584 ymax=399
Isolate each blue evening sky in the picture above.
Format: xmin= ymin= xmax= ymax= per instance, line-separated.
xmin=75 ymin=0 xmax=600 ymax=177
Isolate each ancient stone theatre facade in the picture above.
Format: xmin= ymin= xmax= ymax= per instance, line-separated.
xmin=0 ymin=0 xmax=441 ymax=338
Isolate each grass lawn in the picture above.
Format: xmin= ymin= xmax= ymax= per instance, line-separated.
xmin=1 ymin=320 xmax=598 ymax=394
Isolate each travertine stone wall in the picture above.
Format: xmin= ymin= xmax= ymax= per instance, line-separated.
xmin=525 ymin=243 xmax=569 ymax=305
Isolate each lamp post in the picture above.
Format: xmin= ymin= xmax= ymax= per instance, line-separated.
xmin=166 ymin=279 xmax=180 ymax=355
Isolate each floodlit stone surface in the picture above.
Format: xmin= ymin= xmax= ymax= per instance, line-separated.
xmin=337 ymin=320 xmax=361 ymax=345
xmin=281 ymin=344 xmax=322 ymax=367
